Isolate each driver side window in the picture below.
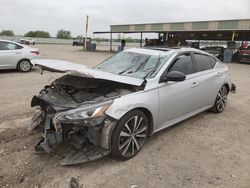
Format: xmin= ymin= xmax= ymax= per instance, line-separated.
xmin=168 ymin=53 xmax=194 ymax=75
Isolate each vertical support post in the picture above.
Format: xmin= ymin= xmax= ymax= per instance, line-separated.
xmin=84 ymin=15 xmax=89 ymax=51
xmin=140 ymin=32 xmax=143 ymax=47
xmin=231 ymin=32 xmax=235 ymax=41
xmin=110 ymin=32 xmax=112 ymax=52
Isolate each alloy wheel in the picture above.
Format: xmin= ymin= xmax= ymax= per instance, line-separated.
xmin=118 ymin=115 xmax=147 ymax=157
xmin=216 ymin=86 xmax=228 ymax=112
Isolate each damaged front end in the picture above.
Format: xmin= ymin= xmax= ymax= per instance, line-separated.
xmin=30 ymin=74 xmax=140 ymax=165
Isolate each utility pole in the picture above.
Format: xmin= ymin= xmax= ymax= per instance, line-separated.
xmin=84 ymin=15 xmax=89 ymax=51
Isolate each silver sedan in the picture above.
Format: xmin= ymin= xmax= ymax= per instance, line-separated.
xmin=30 ymin=47 xmax=236 ymax=165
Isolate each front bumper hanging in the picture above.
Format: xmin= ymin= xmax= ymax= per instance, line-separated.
xmin=60 ymin=146 xmax=110 ymax=165
xmin=33 ymin=115 xmax=111 ymax=166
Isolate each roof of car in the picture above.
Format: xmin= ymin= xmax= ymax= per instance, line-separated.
xmin=0 ymin=39 xmax=14 ymax=42
xmin=125 ymin=48 xmax=170 ymax=56
xmin=125 ymin=47 xmax=211 ymax=56
xmin=0 ymin=39 xmax=23 ymax=46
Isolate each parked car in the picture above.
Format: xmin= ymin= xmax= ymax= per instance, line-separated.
xmin=20 ymin=38 xmax=36 ymax=45
xmin=200 ymin=46 xmax=225 ymax=61
xmin=30 ymin=47 xmax=236 ymax=165
xmin=72 ymin=37 xmax=91 ymax=46
xmin=238 ymin=46 xmax=250 ymax=63
xmin=0 ymin=40 xmax=39 ymax=72
xmin=72 ymin=38 xmax=83 ymax=46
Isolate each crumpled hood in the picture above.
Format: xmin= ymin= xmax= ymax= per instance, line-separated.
xmin=31 ymin=59 xmax=144 ymax=86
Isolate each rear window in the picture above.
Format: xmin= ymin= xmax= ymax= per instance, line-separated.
xmin=241 ymin=46 xmax=250 ymax=51
xmin=209 ymin=56 xmax=217 ymax=68
xmin=15 ymin=44 xmax=23 ymax=49
xmin=194 ymin=54 xmax=212 ymax=72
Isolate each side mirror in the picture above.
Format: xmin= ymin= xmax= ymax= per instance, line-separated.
xmin=161 ymin=71 xmax=186 ymax=82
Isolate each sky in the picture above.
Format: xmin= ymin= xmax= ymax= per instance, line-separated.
xmin=0 ymin=0 xmax=249 ymax=38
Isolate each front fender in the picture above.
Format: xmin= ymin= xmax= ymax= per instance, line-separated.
xmin=105 ymin=89 xmax=159 ymax=128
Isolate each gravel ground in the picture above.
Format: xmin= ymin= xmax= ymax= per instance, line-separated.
xmin=0 ymin=44 xmax=249 ymax=188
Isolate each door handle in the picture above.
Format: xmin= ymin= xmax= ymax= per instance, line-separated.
xmin=191 ymin=82 xmax=199 ymax=88
xmin=217 ymin=72 xmax=222 ymax=76
xmin=15 ymin=52 xmax=21 ymax=54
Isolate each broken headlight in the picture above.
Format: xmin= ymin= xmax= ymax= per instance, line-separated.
xmin=63 ymin=104 xmax=110 ymax=120
xmin=54 ymin=101 xmax=113 ymax=121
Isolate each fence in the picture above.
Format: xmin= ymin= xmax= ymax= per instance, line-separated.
xmin=0 ymin=36 xmax=141 ymax=51
xmin=94 ymin=41 xmax=140 ymax=51
xmin=0 ymin=36 xmax=73 ymax=44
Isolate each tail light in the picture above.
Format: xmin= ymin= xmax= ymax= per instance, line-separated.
xmin=31 ymin=51 xmax=39 ymax=55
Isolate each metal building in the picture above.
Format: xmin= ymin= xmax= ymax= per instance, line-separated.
xmin=94 ymin=19 xmax=250 ymax=51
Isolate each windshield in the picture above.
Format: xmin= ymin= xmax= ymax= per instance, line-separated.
xmin=94 ymin=51 xmax=171 ymax=79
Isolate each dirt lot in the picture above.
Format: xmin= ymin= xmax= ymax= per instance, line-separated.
xmin=0 ymin=44 xmax=249 ymax=188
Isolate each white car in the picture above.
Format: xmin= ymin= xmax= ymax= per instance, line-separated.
xmin=0 ymin=40 xmax=39 ymax=72
xmin=20 ymin=38 xmax=36 ymax=45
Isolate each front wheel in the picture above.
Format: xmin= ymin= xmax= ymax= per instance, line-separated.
xmin=17 ymin=59 xmax=32 ymax=72
xmin=111 ymin=110 xmax=149 ymax=160
xmin=210 ymin=85 xmax=228 ymax=113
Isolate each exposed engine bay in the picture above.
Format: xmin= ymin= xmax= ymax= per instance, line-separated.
xmin=30 ymin=74 xmax=143 ymax=165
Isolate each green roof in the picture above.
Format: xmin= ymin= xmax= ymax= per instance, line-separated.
xmin=110 ymin=19 xmax=250 ymax=33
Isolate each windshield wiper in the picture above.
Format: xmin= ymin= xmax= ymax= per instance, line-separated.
xmin=134 ymin=57 xmax=151 ymax=73
xmin=118 ymin=65 xmax=136 ymax=75
xmin=143 ymin=57 xmax=161 ymax=79
xmin=118 ymin=60 xmax=147 ymax=75
xmin=118 ymin=57 xmax=150 ymax=75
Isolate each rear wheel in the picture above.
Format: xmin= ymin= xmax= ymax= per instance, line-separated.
xmin=210 ymin=85 xmax=228 ymax=113
xmin=111 ymin=110 xmax=149 ymax=160
xmin=17 ymin=59 xmax=32 ymax=72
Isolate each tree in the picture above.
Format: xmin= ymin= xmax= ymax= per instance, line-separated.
xmin=24 ymin=31 xmax=50 ymax=38
xmin=56 ymin=29 xmax=72 ymax=39
xmin=94 ymin=37 xmax=109 ymax=42
xmin=75 ymin=35 xmax=83 ymax=39
xmin=0 ymin=30 xmax=14 ymax=36
xmin=124 ymin=37 xmax=134 ymax=43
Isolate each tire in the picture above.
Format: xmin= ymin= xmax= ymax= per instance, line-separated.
xmin=17 ymin=59 xmax=32 ymax=72
xmin=111 ymin=110 xmax=149 ymax=160
xmin=210 ymin=85 xmax=228 ymax=113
